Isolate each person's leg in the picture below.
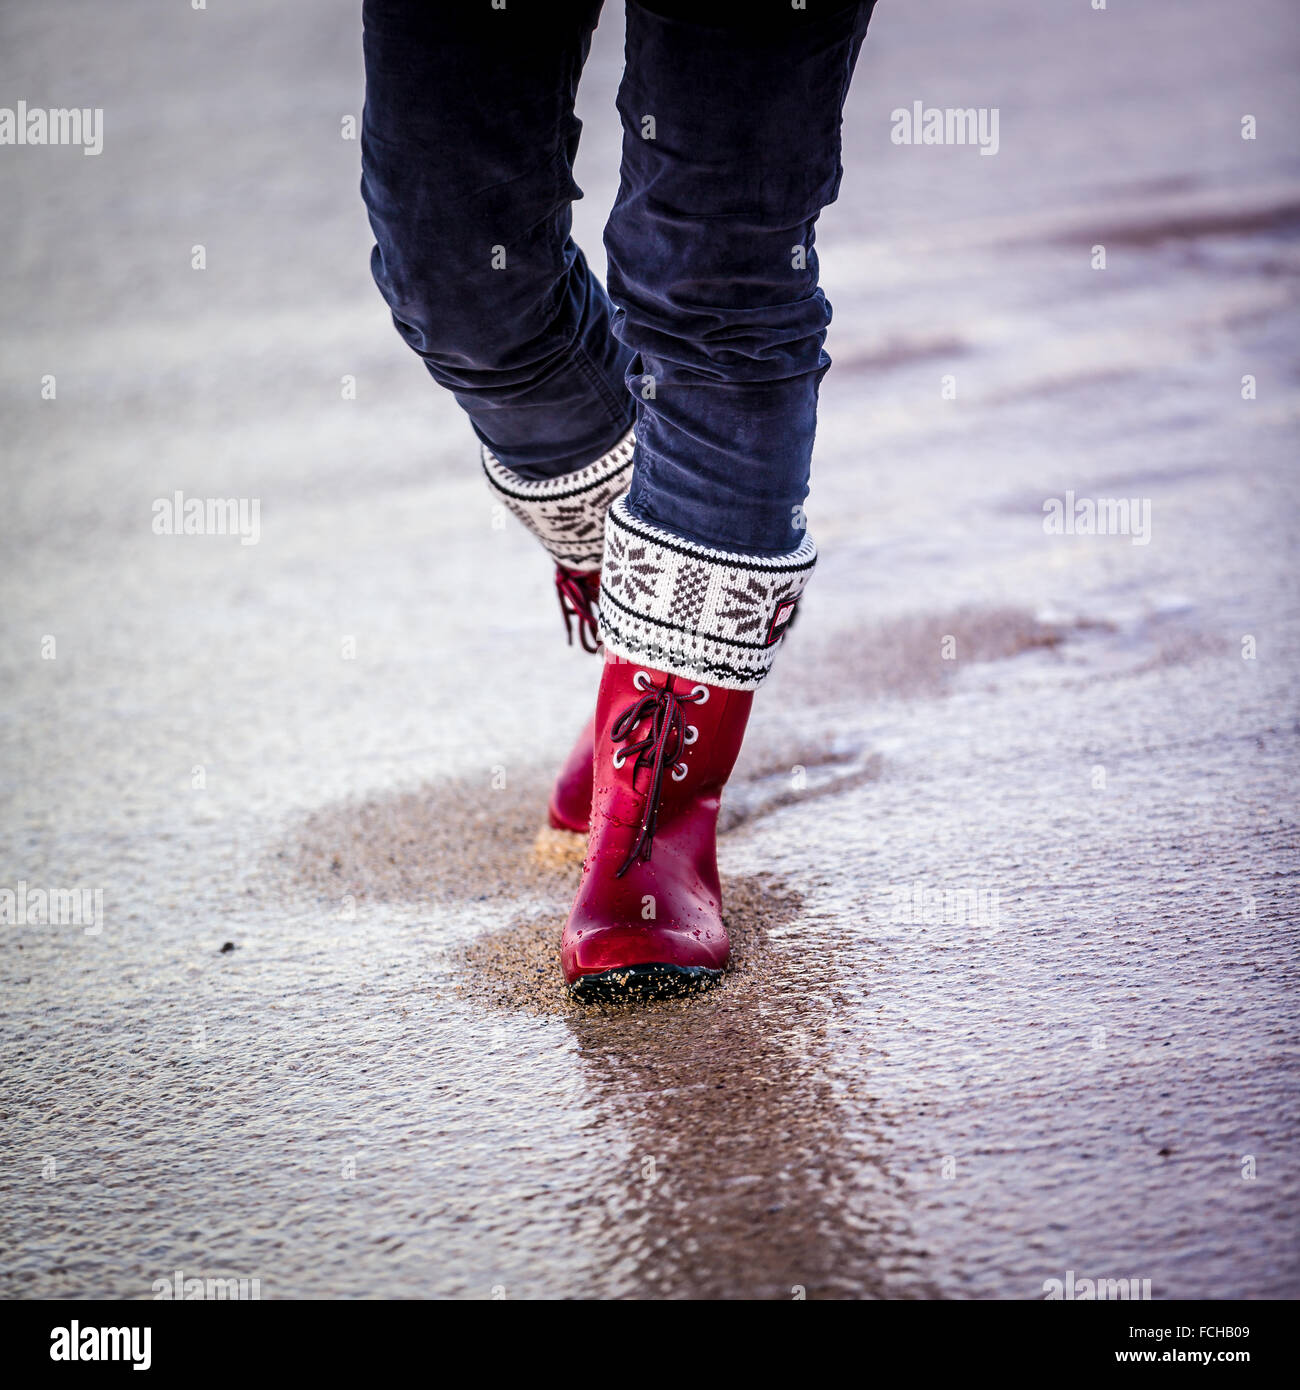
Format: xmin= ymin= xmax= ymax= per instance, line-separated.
xmin=564 ymin=1 xmax=878 ymax=995
xmin=362 ymin=0 xmax=632 ymax=846
xmin=596 ymin=0 xmax=876 ymax=690
xmin=361 ymin=0 xmax=632 ymax=483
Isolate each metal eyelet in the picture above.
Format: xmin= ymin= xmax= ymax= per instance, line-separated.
xmin=683 ymin=725 xmax=698 ymax=744
xmin=671 ymin=762 xmax=688 ymax=781
xmin=612 ymin=748 xmax=629 ymax=769
xmin=633 ymin=670 xmax=653 ymax=691
xmin=691 ymin=684 xmax=709 ymax=704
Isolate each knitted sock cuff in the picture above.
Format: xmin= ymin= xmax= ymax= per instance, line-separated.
xmin=480 ymin=427 xmax=635 ymax=572
xmin=598 ymin=496 xmax=816 ymax=692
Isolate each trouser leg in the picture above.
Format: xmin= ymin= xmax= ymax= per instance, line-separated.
xmin=598 ymin=0 xmax=876 ymax=688
xmin=361 ymin=0 xmax=634 ymax=483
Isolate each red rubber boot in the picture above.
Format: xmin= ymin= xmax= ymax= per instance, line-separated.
xmin=480 ymin=427 xmax=636 ymax=849
xmin=537 ymin=567 xmax=600 ymax=856
xmin=547 ymin=712 xmax=596 ymax=833
xmin=562 ymin=652 xmax=753 ymax=999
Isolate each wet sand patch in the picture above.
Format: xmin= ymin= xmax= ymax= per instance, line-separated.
xmin=272 ymin=601 xmax=1084 ymax=1020
xmin=452 ymin=873 xmax=810 ymax=1019
xmin=769 ymin=604 xmax=1070 ymax=705
xmin=276 ymin=603 xmax=1078 ymax=922
xmin=720 ymin=751 xmax=883 ymax=835
xmin=283 ymin=770 xmax=571 ymax=910
xmin=1057 ymin=195 xmax=1300 ymax=248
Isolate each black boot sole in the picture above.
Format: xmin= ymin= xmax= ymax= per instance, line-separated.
xmin=569 ymin=963 xmax=723 ymax=1003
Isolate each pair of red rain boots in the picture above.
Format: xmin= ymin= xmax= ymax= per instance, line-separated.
xmin=544 ymin=564 xmax=752 ymax=996
xmin=483 ymin=435 xmax=813 ymax=999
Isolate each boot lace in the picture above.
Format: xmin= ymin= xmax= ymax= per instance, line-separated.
xmin=555 ymin=566 xmax=601 ymax=654
xmin=609 ymin=670 xmax=708 ymax=877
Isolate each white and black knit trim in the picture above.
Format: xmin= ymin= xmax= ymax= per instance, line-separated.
xmin=481 ymin=427 xmax=635 ymax=572
xmin=598 ymin=497 xmax=816 ymax=691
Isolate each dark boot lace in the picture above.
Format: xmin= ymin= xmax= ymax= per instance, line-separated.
xmin=609 ymin=670 xmax=708 ymax=877
xmin=554 ymin=566 xmax=602 ymax=653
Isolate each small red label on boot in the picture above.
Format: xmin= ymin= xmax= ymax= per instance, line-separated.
xmin=765 ymin=599 xmax=798 ymax=646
